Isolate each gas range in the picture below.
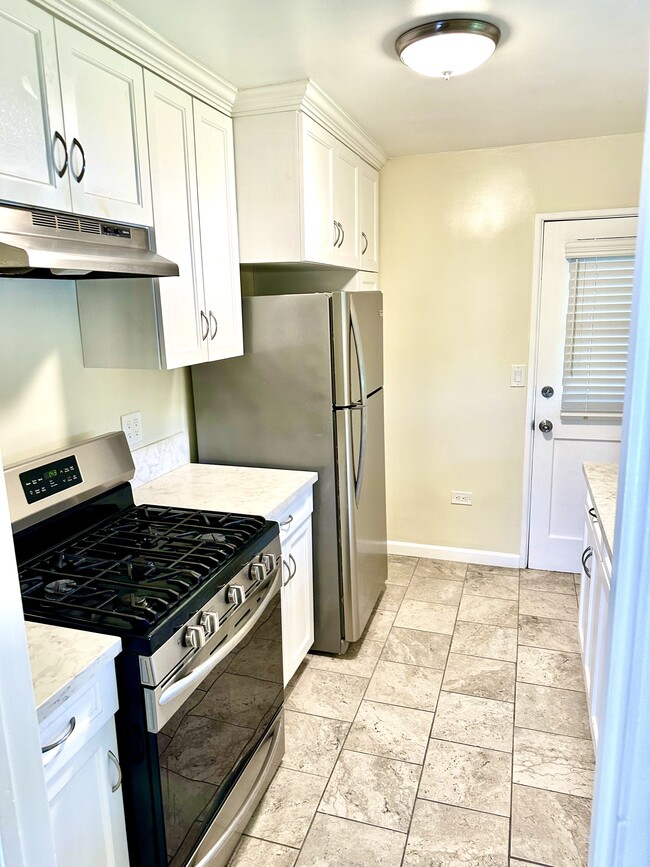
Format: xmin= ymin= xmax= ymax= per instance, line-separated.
xmin=6 ymin=432 xmax=285 ymax=867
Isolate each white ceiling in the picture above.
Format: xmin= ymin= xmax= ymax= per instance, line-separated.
xmin=115 ymin=0 xmax=650 ymax=157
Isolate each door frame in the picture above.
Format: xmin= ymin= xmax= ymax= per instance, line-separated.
xmin=519 ymin=207 xmax=638 ymax=567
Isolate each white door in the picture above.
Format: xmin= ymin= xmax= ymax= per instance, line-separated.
xmin=358 ymin=162 xmax=379 ymax=272
xmin=193 ymin=100 xmax=243 ymax=362
xmin=281 ymin=515 xmax=314 ymax=686
xmin=528 ymin=216 xmax=637 ymax=571
xmin=301 ymin=116 xmax=336 ymax=265
xmin=333 ymin=143 xmax=359 ymax=267
xmin=0 ymin=0 xmax=70 ymax=211
xmin=55 ymin=21 xmax=152 ymax=224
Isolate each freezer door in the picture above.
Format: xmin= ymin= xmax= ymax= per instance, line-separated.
xmin=336 ymin=389 xmax=388 ymax=643
xmin=332 ymin=291 xmax=384 ymax=406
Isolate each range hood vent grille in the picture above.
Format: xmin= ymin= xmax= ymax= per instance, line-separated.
xmin=32 ymin=210 xmax=102 ymax=235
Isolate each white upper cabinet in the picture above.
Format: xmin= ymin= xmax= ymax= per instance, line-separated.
xmin=77 ymin=73 xmax=243 ymax=370
xmin=0 ymin=0 xmax=152 ymax=224
xmin=55 ymin=22 xmax=152 ymax=224
xmin=234 ymin=81 xmax=385 ymax=271
xmin=0 ymin=0 xmax=70 ymax=210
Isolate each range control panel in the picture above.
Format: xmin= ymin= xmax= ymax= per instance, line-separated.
xmin=19 ymin=455 xmax=82 ymax=504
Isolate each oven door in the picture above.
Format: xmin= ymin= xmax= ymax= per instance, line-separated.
xmin=154 ymin=576 xmax=284 ymax=866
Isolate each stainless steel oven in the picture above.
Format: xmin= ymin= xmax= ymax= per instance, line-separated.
xmin=6 ymin=432 xmax=285 ymax=867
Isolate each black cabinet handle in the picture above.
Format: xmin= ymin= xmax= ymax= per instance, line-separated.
xmin=361 ymin=231 xmax=368 ymax=255
xmin=209 ymin=311 xmax=218 ymax=340
xmin=53 ymin=130 xmax=68 ymax=179
xmin=71 ymin=138 xmax=86 ymax=183
xmin=338 ymin=222 xmax=345 ymax=248
xmin=333 ymin=220 xmax=340 ymax=247
xmin=582 ymin=546 xmax=593 ymax=579
xmin=200 ymin=311 xmax=209 ymax=341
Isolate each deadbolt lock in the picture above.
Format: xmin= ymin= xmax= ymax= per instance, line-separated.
xmin=541 ymin=386 xmax=554 ymax=398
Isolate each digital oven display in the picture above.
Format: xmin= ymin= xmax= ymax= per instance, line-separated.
xmin=19 ymin=456 xmax=82 ymax=504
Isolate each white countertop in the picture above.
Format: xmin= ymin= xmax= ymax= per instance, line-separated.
xmin=26 ymin=623 xmax=121 ymax=723
xmin=583 ymin=462 xmax=618 ymax=558
xmin=134 ymin=463 xmax=318 ymax=522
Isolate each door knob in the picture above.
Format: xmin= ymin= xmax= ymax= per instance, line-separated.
xmin=538 ymin=419 xmax=553 ymax=433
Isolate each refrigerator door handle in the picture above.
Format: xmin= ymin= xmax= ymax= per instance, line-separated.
xmin=351 ymin=402 xmax=368 ymax=506
xmin=350 ymin=300 xmax=369 ymax=505
xmin=350 ymin=300 xmax=368 ymax=407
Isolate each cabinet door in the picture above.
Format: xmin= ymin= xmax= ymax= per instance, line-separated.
xmin=55 ymin=21 xmax=152 ymax=224
xmin=333 ymin=143 xmax=359 ymax=267
xmin=0 ymin=0 xmax=71 ymax=210
xmin=301 ymin=116 xmax=337 ymax=266
xmin=358 ymin=162 xmax=379 ymax=271
xmin=145 ymin=72 xmax=207 ymax=368
xmin=281 ymin=516 xmax=314 ymax=685
xmin=193 ymin=100 xmax=243 ymax=361
xmin=48 ymin=719 xmax=128 ymax=867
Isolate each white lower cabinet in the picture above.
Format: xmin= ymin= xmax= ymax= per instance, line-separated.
xmin=277 ymin=491 xmax=315 ymax=685
xmin=579 ymin=496 xmax=611 ymax=752
xmin=48 ymin=719 xmax=128 ymax=867
xmin=40 ymin=662 xmax=129 ymax=867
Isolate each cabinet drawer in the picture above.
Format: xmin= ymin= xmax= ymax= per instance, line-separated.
xmin=276 ymin=491 xmax=313 ymax=544
xmin=40 ymin=661 xmax=119 ymax=779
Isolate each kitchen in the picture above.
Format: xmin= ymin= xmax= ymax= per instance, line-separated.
xmin=0 ymin=1 xmax=649 ymax=866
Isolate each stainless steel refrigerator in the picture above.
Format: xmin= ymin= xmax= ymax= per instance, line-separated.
xmin=191 ymin=290 xmax=387 ymax=655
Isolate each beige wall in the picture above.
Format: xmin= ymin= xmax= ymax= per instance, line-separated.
xmin=0 ymin=279 xmax=193 ymax=465
xmin=380 ymin=133 xmax=643 ymax=557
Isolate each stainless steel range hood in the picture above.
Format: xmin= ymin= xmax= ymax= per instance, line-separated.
xmin=0 ymin=203 xmax=179 ymax=279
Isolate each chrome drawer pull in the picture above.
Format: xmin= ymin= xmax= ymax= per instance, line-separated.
xmin=108 ymin=750 xmax=122 ymax=792
xmin=279 ymin=514 xmax=293 ymax=529
xmin=41 ymin=716 xmax=76 ymax=753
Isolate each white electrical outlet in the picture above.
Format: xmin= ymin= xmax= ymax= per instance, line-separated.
xmin=451 ymin=491 xmax=472 ymax=505
xmin=121 ymin=411 xmax=143 ymax=447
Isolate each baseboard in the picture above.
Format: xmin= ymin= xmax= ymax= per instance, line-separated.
xmin=388 ymin=540 xmax=523 ymax=569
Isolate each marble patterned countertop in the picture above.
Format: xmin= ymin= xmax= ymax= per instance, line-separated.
xmin=26 ymin=623 xmax=120 ymax=723
xmin=583 ymin=462 xmax=618 ymax=559
xmin=134 ymin=463 xmax=318 ymax=522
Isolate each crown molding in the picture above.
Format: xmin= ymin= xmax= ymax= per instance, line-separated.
xmin=233 ymin=80 xmax=387 ymax=169
xmin=34 ymin=0 xmax=237 ymax=114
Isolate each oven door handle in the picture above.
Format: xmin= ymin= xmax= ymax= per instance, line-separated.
xmin=158 ymin=566 xmax=281 ymax=708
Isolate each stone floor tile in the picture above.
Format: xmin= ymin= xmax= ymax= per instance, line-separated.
xmin=345 ymin=700 xmax=433 ymax=763
xmin=295 ymin=813 xmax=406 ymax=867
xmin=432 ymin=691 xmax=514 ymax=752
xmin=467 ymin=564 xmax=520 ymax=577
xmin=376 ymin=583 xmax=407 ymax=611
xmin=394 ymin=599 xmax=458 ymax=634
xmin=307 ymin=639 xmax=383 ymax=678
xmin=404 ymin=799 xmax=509 ymax=867
xmin=229 ymin=836 xmax=298 ymax=867
xmin=451 ymin=621 xmax=518 ymax=662
xmin=443 ymin=653 xmax=515 ymax=702
xmin=519 ymin=569 xmax=577 ymax=595
xmin=285 ymin=668 xmax=368 ymax=721
xmin=414 ymin=557 xmax=468 ymax=582
xmin=458 ymin=595 xmax=518 ymax=628
xmin=464 ymin=571 xmax=520 ymax=601
xmin=387 ymin=554 xmax=417 ymax=586
xmin=519 ymin=589 xmax=578 ymax=622
xmin=513 ymin=728 xmax=595 ymax=798
xmin=511 ymin=784 xmax=591 ymax=866
xmin=381 ymin=626 xmax=450 ymax=669
xmin=515 ymin=682 xmax=590 ymax=739
xmin=363 ymin=608 xmax=397 ymax=642
xmin=246 ymin=767 xmax=326 ymax=848
xmin=281 ymin=711 xmax=350 ymax=777
xmin=419 ymin=738 xmax=511 ymax=816
xmin=405 ymin=574 xmax=464 ymax=605
xmin=518 ymin=615 xmax=581 ymax=653
xmin=365 ymin=660 xmax=443 ymax=712
xmin=320 ymin=749 xmax=420 ymax=832
xmin=517 ymin=646 xmax=584 ymax=692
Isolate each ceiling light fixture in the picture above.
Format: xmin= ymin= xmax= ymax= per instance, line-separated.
xmin=395 ymin=18 xmax=501 ymax=79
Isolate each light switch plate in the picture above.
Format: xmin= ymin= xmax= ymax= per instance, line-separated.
xmin=511 ymin=364 xmax=526 ymax=387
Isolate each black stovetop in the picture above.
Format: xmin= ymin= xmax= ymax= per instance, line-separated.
xmin=14 ymin=485 xmax=277 ymax=653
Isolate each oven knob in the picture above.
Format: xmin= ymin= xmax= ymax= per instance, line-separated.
xmin=184 ymin=625 xmax=206 ymax=649
xmin=199 ymin=611 xmax=220 ymax=636
xmin=249 ymin=562 xmax=266 ymax=583
xmin=226 ymin=584 xmax=246 ymax=606
xmin=261 ymin=553 xmax=277 ymax=573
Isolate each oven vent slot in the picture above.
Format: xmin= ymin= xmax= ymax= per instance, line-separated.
xmin=31 ymin=210 xmax=102 ymax=234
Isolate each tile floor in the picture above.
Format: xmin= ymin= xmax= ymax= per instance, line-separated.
xmin=228 ymin=555 xmax=593 ymax=867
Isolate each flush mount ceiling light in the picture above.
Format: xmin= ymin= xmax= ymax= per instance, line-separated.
xmin=395 ymin=18 xmax=501 ymax=79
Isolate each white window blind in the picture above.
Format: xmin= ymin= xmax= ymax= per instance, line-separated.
xmin=561 ymin=237 xmax=636 ymax=418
